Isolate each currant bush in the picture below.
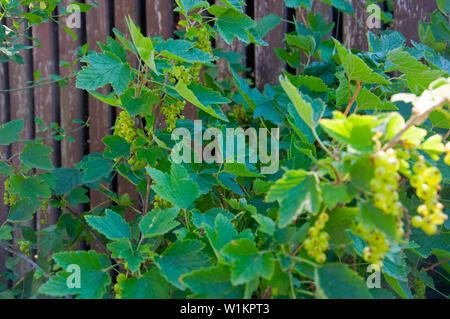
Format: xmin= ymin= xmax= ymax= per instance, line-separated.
xmin=304 ymin=212 xmax=330 ymax=264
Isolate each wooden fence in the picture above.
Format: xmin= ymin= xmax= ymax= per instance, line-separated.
xmin=0 ymin=0 xmax=440 ymax=281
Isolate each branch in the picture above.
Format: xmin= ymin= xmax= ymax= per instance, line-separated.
xmin=0 ymin=243 xmax=48 ymax=276
xmin=344 ymin=81 xmax=362 ymax=116
xmin=382 ymin=97 xmax=448 ymax=152
xmin=421 ymin=258 xmax=450 ymax=273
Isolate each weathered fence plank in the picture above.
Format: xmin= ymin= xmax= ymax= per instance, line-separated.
xmin=394 ymin=0 xmax=438 ymax=44
xmin=254 ymin=0 xmax=286 ymax=90
xmin=343 ymin=0 xmax=368 ymax=51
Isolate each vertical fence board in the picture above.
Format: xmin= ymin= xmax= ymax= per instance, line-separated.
xmin=343 ymin=0 xmax=367 ymax=51
xmin=8 ymin=15 xmax=35 ymax=274
xmin=0 ymin=60 xmax=10 ymax=287
xmin=254 ymin=0 xmax=286 ymax=90
xmin=311 ymin=1 xmax=333 ymax=23
xmin=146 ymin=0 xmax=173 ymax=39
xmin=394 ymin=0 xmax=438 ymax=44
xmin=59 ymin=0 xmax=84 ymax=169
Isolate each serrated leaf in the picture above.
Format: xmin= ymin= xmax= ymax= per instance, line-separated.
xmin=192 ymin=208 xmax=234 ymax=229
xmin=333 ymin=39 xmax=389 ymax=85
xmin=204 ymin=214 xmax=238 ymax=258
xmin=139 ymin=207 xmax=180 ymax=238
xmin=324 ymin=207 xmax=357 ymax=247
xmin=280 ymin=75 xmax=315 ymax=128
xmin=155 ymin=39 xmax=214 ymax=64
xmin=52 ymin=168 xmax=83 ymax=196
xmin=0 ymin=225 xmax=14 ymax=240
xmin=175 ymin=81 xmax=229 ymax=122
xmin=321 ymin=184 xmax=350 ymax=209
xmin=320 ymin=114 xmax=378 ymax=153
xmin=358 ymin=202 xmax=397 ymax=241
xmin=85 ymin=209 xmax=130 ymax=240
xmin=126 ymin=16 xmax=156 ymax=73
xmin=209 ymin=5 xmax=256 ymax=44
xmin=102 ymin=135 xmax=131 ymax=159
xmin=252 ymin=213 xmax=275 ymax=236
xmin=146 ymin=163 xmax=200 ymax=210
xmin=154 ymin=239 xmax=210 ymax=290
xmin=77 ymin=52 xmax=132 ymax=95
xmin=222 ymin=163 xmax=264 ymax=178
xmin=222 ymin=239 xmax=275 ymax=285
xmin=39 ymin=251 xmax=111 ymax=299
xmin=357 ymin=88 xmax=397 ymax=111
xmin=182 ymin=264 xmax=245 ymax=298
xmin=8 ymin=198 xmax=43 ymax=223
xmin=107 ymin=239 xmax=144 ymax=273
xmin=284 ymin=0 xmax=312 ymax=9
xmin=120 ymin=268 xmax=172 ymax=299
xmin=315 ymin=263 xmax=371 ymax=299
xmin=266 ymin=170 xmax=321 ymax=228
xmin=0 ymin=120 xmax=23 ymax=145
xmin=20 ymin=142 xmax=54 ymax=170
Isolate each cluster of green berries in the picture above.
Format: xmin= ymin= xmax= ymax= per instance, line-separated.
xmin=18 ymin=240 xmax=31 ymax=258
xmin=161 ymin=100 xmax=186 ymax=132
xmin=3 ymin=177 xmax=18 ymax=207
xmin=153 ymin=194 xmax=172 ymax=210
xmin=370 ymin=149 xmax=404 ymax=217
xmin=114 ymin=111 xmax=137 ymax=143
xmin=355 ymin=223 xmax=390 ymax=266
xmin=172 ymin=65 xmax=195 ymax=85
xmin=410 ymin=157 xmax=447 ymax=235
xmin=304 ymin=213 xmax=330 ymax=264
xmin=197 ymin=25 xmax=212 ymax=54
xmin=113 ymin=273 xmax=127 ymax=299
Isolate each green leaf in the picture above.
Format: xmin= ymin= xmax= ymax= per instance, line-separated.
xmin=79 ymin=156 xmax=113 ymax=184
xmin=146 ymin=163 xmax=200 ymax=210
xmin=107 ymin=239 xmax=144 ymax=273
xmin=67 ymin=188 xmax=90 ymax=207
xmin=120 ymin=268 xmax=172 ymax=299
xmin=266 ymin=170 xmax=321 ymax=228
xmin=20 ymin=142 xmax=54 ymax=170
xmin=155 ymin=39 xmax=214 ymax=64
xmin=324 ymin=207 xmax=357 ymax=247
xmin=154 ymin=239 xmax=210 ymax=290
xmin=320 ymin=114 xmax=378 ymax=153
xmin=0 ymin=225 xmax=14 ymax=240
xmin=420 ymin=134 xmax=445 ymax=159
xmin=209 ymin=5 xmax=256 ymax=44
xmin=121 ymin=90 xmax=160 ymax=117
xmin=315 ymin=263 xmax=371 ymax=299
xmin=77 ymin=52 xmax=132 ymax=95
xmin=176 ymin=0 xmax=206 ymax=15
xmin=222 ymin=163 xmax=264 ymax=178
xmin=0 ymin=120 xmax=23 ymax=145
xmin=222 ymin=239 xmax=275 ymax=285
xmin=0 ymin=161 xmax=14 ymax=177
xmin=8 ymin=199 xmax=43 ymax=223
xmin=319 ymin=0 xmax=353 ymax=14
xmin=39 ymin=251 xmax=111 ymax=299
xmin=358 ymin=202 xmax=397 ymax=241
xmin=280 ymin=75 xmax=315 ymax=128
xmin=252 ymin=213 xmax=276 ymax=236
xmin=175 ymin=81 xmax=229 ymax=122
xmin=410 ymin=231 xmax=450 ymax=258
xmin=9 ymin=175 xmax=51 ymax=200
xmin=52 ymin=168 xmax=83 ymax=196
xmin=182 ymin=264 xmax=245 ymax=299
xmin=356 ymin=88 xmax=397 ymax=111
xmin=333 ymin=39 xmax=389 ymax=85
xmin=139 ymin=207 xmax=180 ymax=238
xmin=192 ymin=208 xmax=234 ymax=229
xmin=102 ymin=135 xmax=131 ymax=159
xmin=384 ymin=273 xmax=414 ymax=299
xmin=255 ymin=14 xmax=281 ymax=37
xmin=85 ymin=209 xmax=131 ymax=240
xmin=204 ymin=214 xmax=238 ymax=258
xmin=126 ymin=16 xmax=156 ymax=73
xmin=286 ymin=34 xmax=316 ymax=57
xmin=284 ymin=0 xmax=312 ymax=9
xmin=321 ymin=184 xmax=350 ymax=209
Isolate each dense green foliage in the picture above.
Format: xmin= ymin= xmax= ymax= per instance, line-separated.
xmin=1 ymin=0 xmax=450 ymax=299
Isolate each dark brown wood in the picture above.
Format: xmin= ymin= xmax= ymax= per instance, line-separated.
xmin=394 ymin=0 xmax=438 ymax=45
xmin=146 ymin=0 xmax=174 ymax=39
xmin=343 ymin=0 xmax=368 ymax=51
xmin=59 ymin=0 xmax=84 ymax=169
xmin=254 ymin=0 xmax=286 ymax=90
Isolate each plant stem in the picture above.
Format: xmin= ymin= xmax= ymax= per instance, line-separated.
xmin=344 ymin=81 xmax=362 ymax=116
